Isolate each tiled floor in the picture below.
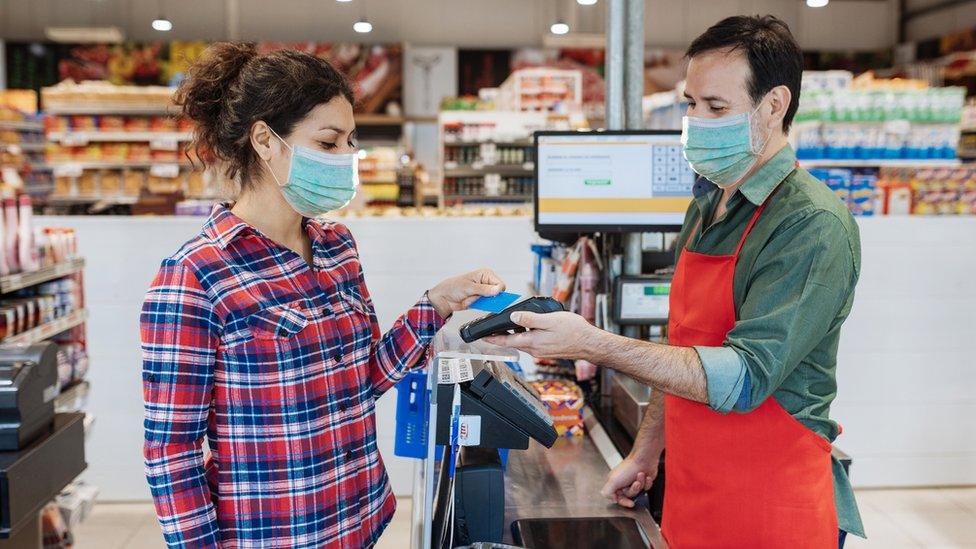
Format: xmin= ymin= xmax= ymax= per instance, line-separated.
xmin=74 ymin=488 xmax=976 ymax=548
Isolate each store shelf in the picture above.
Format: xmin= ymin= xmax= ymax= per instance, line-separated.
xmin=47 ymin=131 xmax=193 ymax=144
xmin=0 ymin=120 xmax=44 ymax=131
xmin=444 ymin=140 xmax=533 ymax=147
xmin=55 ymin=381 xmax=90 ymax=414
xmin=44 ymin=106 xmax=174 ymax=116
xmin=444 ymin=164 xmax=535 ymax=177
xmin=444 ymin=194 xmax=533 ymax=201
xmin=46 ymin=160 xmax=191 ymax=170
xmin=799 ymin=159 xmax=962 ymax=168
xmin=355 ymin=114 xmax=404 ymax=126
xmin=0 ymin=258 xmax=85 ymax=294
xmin=43 ymin=195 xmax=139 ymax=206
xmin=0 ymin=143 xmax=46 ymax=152
xmin=1 ymin=309 xmax=87 ymax=346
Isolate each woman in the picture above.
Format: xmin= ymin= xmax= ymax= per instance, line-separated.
xmin=140 ymin=43 xmax=504 ymax=549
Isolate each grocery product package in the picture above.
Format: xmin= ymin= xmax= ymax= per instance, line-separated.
xmin=528 ymin=379 xmax=585 ymax=437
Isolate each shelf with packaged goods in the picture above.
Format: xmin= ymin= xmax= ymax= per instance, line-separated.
xmin=43 ymin=195 xmax=139 ymax=206
xmin=0 ymin=143 xmax=46 ymax=153
xmin=444 ymin=164 xmax=535 ymax=177
xmin=354 ymin=114 xmax=404 ymax=126
xmin=47 ymin=131 xmax=193 ymax=144
xmin=1 ymin=309 xmax=87 ymax=346
xmin=44 ymin=106 xmax=174 ymax=116
xmin=0 ymin=258 xmax=85 ymax=294
xmin=798 ymin=159 xmax=962 ymax=168
xmin=0 ymin=120 xmax=44 ymax=132
xmin=444 ymin=194 xmax=533 ymax=202
xmin=47 ymin=161 xmax=192 ymax=171
xmin=443 ymin=139 xmax=533 ymax=147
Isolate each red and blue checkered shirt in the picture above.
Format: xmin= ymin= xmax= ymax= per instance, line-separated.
xmin=141 ymin=205 xmax=443 ymax=548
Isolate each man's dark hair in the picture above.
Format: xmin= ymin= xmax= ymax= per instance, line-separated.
xmin=686 ymin=15 xmax=803 ymax=132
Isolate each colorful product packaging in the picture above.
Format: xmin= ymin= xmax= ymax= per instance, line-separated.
xmin=528 ymin=379 xmax=585 ymax=437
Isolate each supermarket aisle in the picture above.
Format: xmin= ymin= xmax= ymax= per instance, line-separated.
xmin=73 ymin=489 xmax=976 ymax=548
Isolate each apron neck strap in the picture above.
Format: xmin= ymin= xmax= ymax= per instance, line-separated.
xmin=681 ymin=182 xmax=784 ymax=255
xmin=733 ymin=183 xmax=782 ymax=257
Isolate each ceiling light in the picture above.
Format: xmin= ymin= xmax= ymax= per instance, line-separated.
xmin=353 ymin=19 xmax=373 ymax=33
xmin=806 ymin=0 xmax=828 ymax=7
xmin=152 ymin=17 xmax=173 ymax=31
xmin=577 ymin=0 xmax=598 ymax=5
xmin=550 ymin=21 xmax=570 ymax=35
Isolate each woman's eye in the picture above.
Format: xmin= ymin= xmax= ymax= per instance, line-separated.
xmin=709 ymin=105 xmax=727 ymax=113
xmin=319 ymin=142 xmax=337 ymax=150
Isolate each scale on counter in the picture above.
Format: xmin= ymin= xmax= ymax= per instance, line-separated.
xmin=613 ymin=275 xmax=672 ymax=326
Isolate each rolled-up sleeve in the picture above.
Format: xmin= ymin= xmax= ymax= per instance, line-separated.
xmin=723 ymin=209 xmax=856 ymax=412
xmin=695 ymin=345 xmax=747 ymax=413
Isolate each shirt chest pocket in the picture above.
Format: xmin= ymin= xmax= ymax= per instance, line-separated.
xmin=323 ymin=285 xmax=374 ymax=360
xmin=220 ymin=301 xmax=310 ymax=353
xmin=247 ymin=303 xmax=309 ymax=339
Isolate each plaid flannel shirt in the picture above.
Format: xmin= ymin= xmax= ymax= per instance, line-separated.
xmin=141 ymin=205 xmax=443 ymax=548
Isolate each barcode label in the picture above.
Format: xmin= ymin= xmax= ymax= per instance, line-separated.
xmin=437 ymin=357 xmax=475 ymax=384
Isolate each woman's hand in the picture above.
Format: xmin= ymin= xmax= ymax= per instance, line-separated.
xmin=428 ymin=268 xmax=506 ymax=320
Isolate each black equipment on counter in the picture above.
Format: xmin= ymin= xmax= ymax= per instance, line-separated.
xmin=439 ymin=447 xmax=505 ymax=547
xmin=459 ymin=297 xmax=564 ymax=343
xmin=0 ymin=413 xmax=87 ymax=540
xmin=0 ymin=343 xmax=59 ymax=451
xmin=436 ymin=359 xmax=557 ymax=449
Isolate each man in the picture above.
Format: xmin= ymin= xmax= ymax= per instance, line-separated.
xmin=487 ymin=15 xmax=864 ymax=548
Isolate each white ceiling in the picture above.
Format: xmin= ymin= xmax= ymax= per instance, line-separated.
xmin=0 ymin=0 xmax=901 ymax=51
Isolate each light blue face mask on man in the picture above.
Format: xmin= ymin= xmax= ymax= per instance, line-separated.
xmin=264 ymin=127 xmax=358 ymax=217
xmin=681 ymin=103 xmax=771 ymax=189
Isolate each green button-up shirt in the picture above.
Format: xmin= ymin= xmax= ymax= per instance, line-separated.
xmin=675 ymin=144 xmax=864 ymax=537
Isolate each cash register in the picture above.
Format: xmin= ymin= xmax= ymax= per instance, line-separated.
xmin=0 ymin=343 xmax=59 ymax=451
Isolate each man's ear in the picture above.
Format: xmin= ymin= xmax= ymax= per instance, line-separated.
xmin=766 ymin=85 xmax=792 ymax=131
xmin=250 ymin=121 xmax=276 ymax=162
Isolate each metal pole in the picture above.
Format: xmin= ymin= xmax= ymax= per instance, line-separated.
xmin=622 ymin=0 xmax=644 ymax=340
xmin=624 ymin=0 xmax=644 ymax=130
xmin=602 ymin=0 xmax=628 ymax=402
xmin=605 ymin=0 xmax=625 ymax=131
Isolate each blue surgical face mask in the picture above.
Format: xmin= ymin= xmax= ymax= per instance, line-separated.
xmin=681 ymin=102 xmax=771 ymax=189
xmin=263 ymin=127 xmax=358 ymax=217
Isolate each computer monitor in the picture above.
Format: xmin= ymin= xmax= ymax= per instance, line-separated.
xmin=534 ymin=130 xmax=696 ymax=234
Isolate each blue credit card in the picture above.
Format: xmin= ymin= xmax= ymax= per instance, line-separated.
xmin=470 ymin=292 xmax=522 ymax=313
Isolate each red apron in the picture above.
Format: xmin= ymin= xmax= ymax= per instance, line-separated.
xmin=662 ymin=194 xmax=837 ymax=548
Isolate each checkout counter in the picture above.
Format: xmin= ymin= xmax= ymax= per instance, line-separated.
xmin=401 ymin=310 xmax=665 ymax=549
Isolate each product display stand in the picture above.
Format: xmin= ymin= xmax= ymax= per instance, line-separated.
xmin=0 ymin=252 xmax=92 ymax=547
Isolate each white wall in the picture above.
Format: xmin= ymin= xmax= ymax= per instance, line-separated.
xmin=832 ymin=216 xmax=976 ymax=487
xmin=0 ymin=0 xmax=898 ymax=51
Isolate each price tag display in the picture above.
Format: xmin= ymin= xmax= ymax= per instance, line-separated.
xmin=150 ymin=138 xmax=179 ymax=151
xmin=60 ymin=134 xmax=89 ymax=147
xmin=53 ymin=163 xmax=83 ymax=178
xmin=150 ymin=164 xmax=181 ymax=178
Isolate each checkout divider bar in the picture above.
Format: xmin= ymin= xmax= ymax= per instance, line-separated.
xmin=583 ymin=405 xmax=625 ymax=470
